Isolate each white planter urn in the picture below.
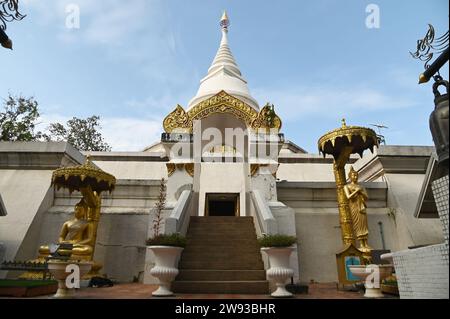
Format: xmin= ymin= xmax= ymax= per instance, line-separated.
xmin=148 ymin=246 xmax=184 ymax=297
xmin=261 ymin=247 xmax=295 ymax=298
xmin=348 ymin=264 xmax=394 ymax=298
xmin=47 ymin=260 xmax=93 ymax=299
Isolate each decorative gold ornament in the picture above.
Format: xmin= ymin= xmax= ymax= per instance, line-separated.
xmin=163 ymin=91 xmax=282 ymax=133
xmin=251 ymin=164 xmax=261 ymax=177
xmin=163 ymin=105 xmax=191 ymax=133
xmin=250 ymin=163 xmax=279 ymax=178
xmin=185 ymin=163 xmax=195 ymax=177
xmin=166 ymin=163 xmax=194 ymax=177
xmin=318 ymin=119 xmax=378 ymax=159
xmin=51 ymin=156 xmax=116 ymax=194
xmin=336 ymin=243 xmax=365 ymax=287
xmin=252 ymin=103 xmax=282 ymax=131
xmin=166 ymin=163 xmax=176 ymax=177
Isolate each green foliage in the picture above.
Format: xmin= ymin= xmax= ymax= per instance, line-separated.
xmin=258 ymin=234 xmax=297 ymax=248
xmin=146 ymin=233 xmax=187 ymax=248
xmin=0 ymin=94 xmax=43 ymax=141
xmin=0 ymin=94 xmax=111 ymax=152
xmin=46 ymin=115 xmax=111 ymax=152
xmin=0 ymin=280 xmax=57 ymax=288
xmin=382 ymin=278 xmax=398 ymax=286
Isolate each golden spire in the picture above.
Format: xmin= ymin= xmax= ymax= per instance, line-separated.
xmin=220 ymin=10 xmax=230 ymax=29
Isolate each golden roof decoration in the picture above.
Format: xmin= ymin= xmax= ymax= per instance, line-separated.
xmin=52 ymin=156 xmax=116 ymax=194
xmin=163 ymin=105 xmax=191 ymax=133
xmin=318 ymin=119 xmax=379 ymax=159
xmin=163 ymin=91 xmax=282 ymax=133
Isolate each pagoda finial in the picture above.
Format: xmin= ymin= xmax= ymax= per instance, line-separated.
xmin=220 ymin=11 xmax=230 ymax=30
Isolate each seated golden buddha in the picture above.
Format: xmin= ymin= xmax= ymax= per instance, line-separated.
xmin=39 ymin=199 xmax=95 ymax=261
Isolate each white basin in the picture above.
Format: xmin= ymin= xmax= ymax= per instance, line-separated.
xmin=348 ymin=264 xmax=393 ymax=298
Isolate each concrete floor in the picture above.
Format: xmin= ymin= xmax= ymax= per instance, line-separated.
xmin=69 ymin=283 xmax=376 ymax=299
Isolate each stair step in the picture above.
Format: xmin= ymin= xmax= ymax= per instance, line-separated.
xmin=172 ymin=280 xmax=270 ymax=294
xmin=183 ymin=247 xmax=261 ymax=254
xmin=179 ymin=262 xmax=264 ymax=270
xmin=182 ymin=251 xmax=261 ymax=263
xmin=186 ymin=230 xmax=257 ymax=239
xmin=186 ymin=239 xmax=260 ymax=245
xmin=190 ymin=217 xmax=254 ymax=223
xmin=176 ymin=216 xmax=266 ymax=293
xmin=177 ymin=270 xmax=267 ymax=281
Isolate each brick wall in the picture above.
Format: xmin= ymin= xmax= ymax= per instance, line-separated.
xmin=432 ymin=175 xmax=449 ymax=256
xmin=392 ymin=244 xmax=449 ymax=299
xmin=391 ymin=174 xmax=449 ymax=299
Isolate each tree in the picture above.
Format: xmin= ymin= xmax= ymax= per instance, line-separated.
xmin=46 ymin=116 xmax=112 ymax=152
xmin=0 ymin=94 xmax=44 ymax=141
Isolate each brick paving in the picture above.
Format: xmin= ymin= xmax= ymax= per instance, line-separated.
xmin=69 ymin=283 xmax=376 ymax=299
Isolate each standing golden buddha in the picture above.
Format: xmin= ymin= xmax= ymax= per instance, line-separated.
xmin=344 ymin=167 xmax=371 ymax=253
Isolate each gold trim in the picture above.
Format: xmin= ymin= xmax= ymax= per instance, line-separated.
xmin=163 ymin=91 xmax=282 ymax=133
xmin=318 ymin=119 xmax=378 ymax=158
xmin=166 ymin=163 xmax=176 ymax=177
xmin=185 ymin=163 xmax=195 ymax=177
xmin=250 ymin=164 xmax=280 ymax=178
xmin=52 ymin=157 xmax=116 ymax=194
xmin=163 ymin=105 xmax=191 ymax=133
xmin=251 ymin=164 xmax=260 ymax=177
xmin=166 ymin=163 xmax=194 ymax=178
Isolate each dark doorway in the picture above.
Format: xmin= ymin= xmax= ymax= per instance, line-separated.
xmin=206 ymin=194 xmax=239 ymax=216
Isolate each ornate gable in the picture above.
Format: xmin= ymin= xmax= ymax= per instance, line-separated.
xmin=163 ymin=91 xmax=282 ymax=133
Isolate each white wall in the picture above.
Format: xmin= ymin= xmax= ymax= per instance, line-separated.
xmin=197 ymin=163 xmax=248 ymax=216
xmin=386 ymin=173 xmax=444 ymax=250
xmin=0 ymin=170 xmax=53 ymax=274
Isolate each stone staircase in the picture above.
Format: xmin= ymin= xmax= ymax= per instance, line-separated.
xmin=172 ymin=216 xmax=269 ymax=294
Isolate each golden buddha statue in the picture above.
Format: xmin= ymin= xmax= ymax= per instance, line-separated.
xmin=39 ymin=186 xmax=100 ymax=262
xmin=344 ymin=167 xmax=371 ymax=253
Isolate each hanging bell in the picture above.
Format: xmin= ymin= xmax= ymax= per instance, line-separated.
xmin=429 ymin=77 xmax=449 ymax=171
xmin=0 ymin=28 xmax=12 ymax=50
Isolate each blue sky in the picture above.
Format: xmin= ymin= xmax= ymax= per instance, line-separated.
xmin=0 ymin=0 xmax=448 ymax=152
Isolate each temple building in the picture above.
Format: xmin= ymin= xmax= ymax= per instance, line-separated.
xmin=0 ymin=13 xmax=447 ymax=297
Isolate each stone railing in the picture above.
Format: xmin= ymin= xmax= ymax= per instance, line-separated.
xmin=251 ymin=190 xmax=278 ymax=235
xmin=164 ymin=190 xmax=192 ymax=236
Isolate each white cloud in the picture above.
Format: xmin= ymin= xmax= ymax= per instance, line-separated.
xmin=22 ymin=0 xmax=166 ymax=46
xmin=101 ymin=117 xmax=162 ymax=151
xmin=252 ymin=85 xmax=417 ymax=121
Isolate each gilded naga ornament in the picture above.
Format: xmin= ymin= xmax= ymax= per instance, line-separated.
xmin=344 ymin=167 xmax=371 ymax=253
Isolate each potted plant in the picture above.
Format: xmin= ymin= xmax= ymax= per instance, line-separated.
xmin=259 ymin=234 xmax=297 ymax=298
xmin=146 ymin=179 xmax=186 ymax=297
xmin=381 ymin=275 xmax=399 ymax=296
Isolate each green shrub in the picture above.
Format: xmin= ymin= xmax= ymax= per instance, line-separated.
xmin=258 ymin=234 xmax=297 ymax=248
xmin=146 ymin=233 xmax=187 ymax=248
